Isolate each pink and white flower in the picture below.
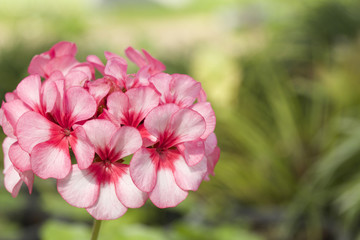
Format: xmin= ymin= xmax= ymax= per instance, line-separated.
xmin=16 ymin=80 xmax=96 ymax=179
xmin=130 ymin=104 xmax=208 ymax=208
xmin=57 ymin=119 xmax=147 ymax=220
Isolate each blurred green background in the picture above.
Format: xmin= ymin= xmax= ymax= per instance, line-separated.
xmin=1 ymin=0 xmax=360 ymax=239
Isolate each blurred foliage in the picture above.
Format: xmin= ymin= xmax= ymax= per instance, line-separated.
xmin=2 ymin=0 xmax=360 ymax=240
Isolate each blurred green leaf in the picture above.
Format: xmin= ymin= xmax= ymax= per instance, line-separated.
xmin=41 ymin=220 xmax=90 ymax=240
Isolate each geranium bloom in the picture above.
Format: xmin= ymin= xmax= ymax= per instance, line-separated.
xmin=1 ymin=75 xmax=55 ymax=179
xmin=0 ymin=42 xmax=220 ymax=222
xmin=16 ymin=80 xmax=96 ymax=179
xmin=57 ymin=119 xmax=147 ymax=220
xmin=130 ymin=104 xmax=208 ymax=208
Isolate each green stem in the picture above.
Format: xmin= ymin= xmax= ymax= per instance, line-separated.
xmin=91 ymin=219 xmax=102 ymax=240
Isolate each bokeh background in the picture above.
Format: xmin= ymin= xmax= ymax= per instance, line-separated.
xmin=1 ymin=0 xmax=360 ymax=239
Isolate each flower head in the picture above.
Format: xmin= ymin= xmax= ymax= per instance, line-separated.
xmin=0 ymin=42 xmax=220 ymax=220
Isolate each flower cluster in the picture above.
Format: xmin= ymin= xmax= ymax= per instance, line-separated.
xmin=0 ymin=42 xmax=220 ymax=220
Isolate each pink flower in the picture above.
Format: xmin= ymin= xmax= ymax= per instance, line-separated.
xmin=103 ymin=86 xmax=160 ymax=127
xmin=130 ymin=104 xmax=208 ymax=208
xmin=149 ymin=73 xmax=202 ymax=108
xmin=57 ymin=119 xmax=147 ymax=220
xmin=3 ymin=137 xmax=33 ymax=197
xmin=16 ymin=80 xmax=96 ymax=179
xmin=28 ymin=41 xmax=78 ymax=78
xmin=28 ymin=41 xmax=94 ymax=87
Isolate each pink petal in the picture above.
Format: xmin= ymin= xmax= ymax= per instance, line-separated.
xmin=1 ymin=114 xmax=15 ymax=138
xmin=57 ymin=164 xmax=100 ymax=208
xmin=0 ymin=107 xmax=3 ymax=126
xmin=204 ymin=133 xmax=217 ymax=155
xmin=173 ymin=155 xmax=207 ymax=191
xmin=2 ymin=99 xmax=30 ymax=131
xmin=20 ymin=170 xmax=34 ymax=194
xmin=149 ymin=168 xmax=188 ymax=208
xmin=137 ymin=124 xmax=157 ymax=147
xmin=70 ymin=63 xmax=94 ymax=80
xmin=149 ymin=73 xmax=174 ymax=104
xmin=125 ymin=74 xmax=142 ymax=89
xmin=104 ymin=58 xmax=127 ymax=82
xmin=125 ymin=86 xmax=160 ymax=127
xmin=170 ymin=74 xmax=201 ymax=107
xmin=149 ymin=73 xmax=172 ymax=103
xmin=5 ymin=92 xmax=18 ymax=102
xmin=197 ymin=88 xmax=207 ymax=102
xmin=206 ymin=146 xmax=220 ymax=177
xmin=86 ymin=182 xmax=127 ymax=220
xmin=51 ymin=41 xmax=77 ymax=57
xmin=51 ymin=80 xmax=66 ymax=120
xmin=86 ymin=78 xmax=112 ymax=105
xmin=87 ymin=55 xmax=105 ymax=74
xmin=104 ymin=51 xmax=127 ymax=62
xmin=113 ymin=164 xmax=147 ymax=208
xmin=65 ymin=87 xmax=96 ymax=125
xmin=41 ymin=80 xmax=59 ymax=114
xmin=130 ymin=148 xmax=158 ymax=192
xmin=191 ymin=102 xmax=216 ymax=139
xmin=31 ymin=137 xmax=71 ymax=179
xmin=4 ymin=165 xmax=23 ymax=197
xmin=177 ymin=140 xmax=205 ymax=166
xmin=125 ymin=47 xmax=147 ymax=68
xmin=17 ymin=111 xmax=61 ymax=153
xmin=2 ymin=137 xmax=33 ymax=197
xmin=142 ymin=49 xmax=166 ymax=72
xmin=170 ymin=108 xmax=205 ymax=145
xmin=135 ymin=67 xmax=151 ymax=86
xmin=98 ymin=109 xmax=121 ymax=127
xmin=3 ymin=137 xmax=17 ymax=172
xmin=28 ymin=55 xmax=49 ymax=76
xmin=144 ymin=104 xmax=179 ymax=139
xmin=45 ymin=56 xmax=78 ymax=76
xmin=16 ymin=75 xmax=41 ymax=111
xmin=9 ymin=142 xmax=31 ymax=171
xmin=106 ymin=91 xmax=129 ymax=125
xmin=82 ymin=119 xmax=117 ymax=159
xmin=68 ymin=126 xmax=94 ymax=170
xmin=47 ymin=71 xmax=65 ymax=82
xmin=65 ymin=70 xmax=89 ymax=89
xmin=109 ymin=126 xmax=142 ymax=161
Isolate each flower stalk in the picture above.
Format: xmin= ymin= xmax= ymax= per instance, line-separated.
xmin=91 ymin=219 xmax=102 ymax=240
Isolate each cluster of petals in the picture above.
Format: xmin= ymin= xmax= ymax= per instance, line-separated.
xmin=0 ymin=42 xmax=220 ymax=220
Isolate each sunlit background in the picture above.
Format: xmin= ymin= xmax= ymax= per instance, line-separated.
xmin=1 ymin=0 xmax=360 ymax=239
